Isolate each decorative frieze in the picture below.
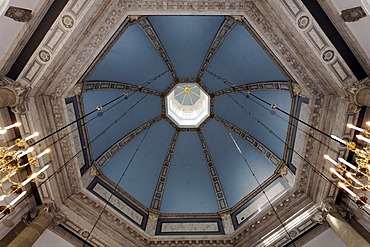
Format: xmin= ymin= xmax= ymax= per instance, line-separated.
xmin=84 ymin=81 xmax=161 ymax=96
xmin=279 ymin=0 xmax=354 ymax=88
xmin=214 ymin=81 xmax=290 ymax=96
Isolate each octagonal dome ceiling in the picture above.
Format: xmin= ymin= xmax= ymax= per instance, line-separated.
xmin=81 ymin=16 xmax=294 ymax=215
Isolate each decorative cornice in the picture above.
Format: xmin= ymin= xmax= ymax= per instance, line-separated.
xmin=96 ymin=115 xmax=163 ymax=168
xmin=197 ymin=17 xmax=236 ymax=78
xmin=198 ymin=130 xmax=228 ymax=210
xmin=214 ymin=81 xmax=290 ymax=96
xmin=137 ymin=17 xmax=177 ymax=78
xmin=214 ymin=115 xmax=281 ymax=167
xmin=277 ymin=0 xmax=355 ymax=91
xmin=84 ymin=81 xmax=161 ymax=96
xmin=151 ymin=130 xmax=179 ymax=211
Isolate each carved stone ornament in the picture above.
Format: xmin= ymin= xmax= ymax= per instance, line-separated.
xmin=22 ymin=203 xmax=57 ymax=224
xmin=311 ymin=211 xmax=324 ymax=224
xmin=5 ymin=6 xmax=32 ymax=22
xmin=0 ymin=77 xmax=30 ymax=114
xmin=341 ymin=6 xmax=367 ymax=22
xmin=343 ymin=77 xmax=370 ymax=112
xmin=297 ymin=16 xmax=309 ymax=29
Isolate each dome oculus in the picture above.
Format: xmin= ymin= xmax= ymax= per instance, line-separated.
xmin=166 ymin=83 xmax=210 ymax=128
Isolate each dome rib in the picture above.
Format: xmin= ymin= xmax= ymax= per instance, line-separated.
xmin=95 ymin=116 xmax=163 ymax=168
xmin=137 ymin=17 xmax=177 ymax=78
xmin=150 ymin=130 xmax=180 ymax=211
xmin=214 ymin=81 xmax=291 ymax=96
xmin=197 ymin=130 xmax=228 ymax=210
xmin=84 ymin=81 xmax=162 ymax=96
xmin=213 ymin=115 xmax=281 ymax=168
xmin=197 ymin=17 xmax=236 ymax=79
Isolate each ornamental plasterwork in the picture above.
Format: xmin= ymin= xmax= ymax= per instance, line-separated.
xmin=278 ymin=0 xmax=355 ymax=90
xmin=8 ymin=0 xmax=358 ymax=246
xmin=341 ymin=6 xmax=367 ymax=22
xmin=5 ymin=6 xmax=32 ymax=22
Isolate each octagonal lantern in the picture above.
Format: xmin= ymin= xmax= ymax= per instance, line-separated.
xmin=165 ymin=83 xmax=210 ymax=128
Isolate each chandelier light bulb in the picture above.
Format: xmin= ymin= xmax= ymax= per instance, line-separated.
xmin=330 ymin=135 xmax=347 ymax=145
xmin=25 ymin=132 xmax=39 ymax=141
xmin=4 ymin=122 xmax=21 ymax=130
xmin=338 ymin=158 xmax=357 ymax=171
xmin=356 ymin=134 xmax=370 ymax=144
xmin=9 ymin=191 xmax=27 ymax=206
xmin=346 ymin=172 xmax=363 ymax=186
xmin=36 ymin=148 xmax=51 ymax=158
xmin=330 ymin=168 xmax=346 ymax=181
xmin=347 ymin=123 xmax=364 ymax=132
xmin=323 ymin=155 xmax=338 ymax=166
xmin=18 ymin=147 xmax=35 ymax=158
xmin=338 ymin=182 xmax=357 ymax=198
xmin=21 ymin=165 xmax=49 ymax=186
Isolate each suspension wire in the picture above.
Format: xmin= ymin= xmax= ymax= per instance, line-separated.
xmin=83 ymin=124 xmax=151 ymax=246
xmin=228 ymin=132 xmax=297 ymax=247
xmin=207 ymin=69 xmax=370 ymax=244
xmin=205 ymin=69 xmax=339 ymax=144
xmin=225 ymin=92 xmax=370 ymax=217
xmin=32 ymin=69 xmax=168 ymax=146
xmin=1 ymin=70 xmax=168 ymax=219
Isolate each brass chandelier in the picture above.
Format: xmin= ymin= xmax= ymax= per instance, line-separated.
xmin=325 ymin=122 xmax=370 ymax=211
xmin=0 ymin=122 xmax=50 ymax=215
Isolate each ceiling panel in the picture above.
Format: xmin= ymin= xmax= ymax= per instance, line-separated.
xmin=83 ymin=90 xmax=161 ymax=159
xmin=102 ymin=120 xmax=175 ymax=208
xmin=161 ymin=131 xmax=219 ymax=213
xmin=202 ymin=24 xmax=287 ymax=92
xmin=88 ymin=24 xmax=172 ymax=92
xmin=202 ymin=120 xmax=275 ymax=206
xmin=148 ymin=16 xmax=224 ymax=78
xmin=214 ymin=90 xmax=291 ymax=158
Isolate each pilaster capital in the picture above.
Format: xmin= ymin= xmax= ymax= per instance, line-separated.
xmin=0 ymin=77 xmax=30 ymax=114
xmin=22 ymin=203 xmax=57 ymax=224
xmin=318 ymin=201 xmax=348 ymax=220
xmin=343 ymin=77 xmax=370 ymax=112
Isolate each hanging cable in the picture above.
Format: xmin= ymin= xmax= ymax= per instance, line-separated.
xmin=1 ymin=70 xmax=168 ymax=219
xmin=83 ymin=122 xmax=151 ymax=246
xmin=228 ymin=132 xmax=297 ymax=247
xmin=205 ymin=69 xmax=340 ymax=144
xmin=224 ymin=91 xmax=370 ymax=217
xmin=32 ymin=69 xmax=168 ymax=146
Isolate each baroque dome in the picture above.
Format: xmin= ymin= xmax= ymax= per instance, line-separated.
xmin=80 ymin=16 xmax=294 ymax=224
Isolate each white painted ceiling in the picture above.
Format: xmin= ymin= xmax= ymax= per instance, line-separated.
xmin=0 ymin=0 xmax=43 ymax=66
xmin=329 ymin=0 xmax=370 ymax=60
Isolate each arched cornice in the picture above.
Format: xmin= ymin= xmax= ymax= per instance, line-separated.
xmin=214 ymin=81 xmax=291 ymax=96
xmin=95 ymin=115 xmax=163 ymax=168
xmin=84 ymin=81 xmax=161 ymax=96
